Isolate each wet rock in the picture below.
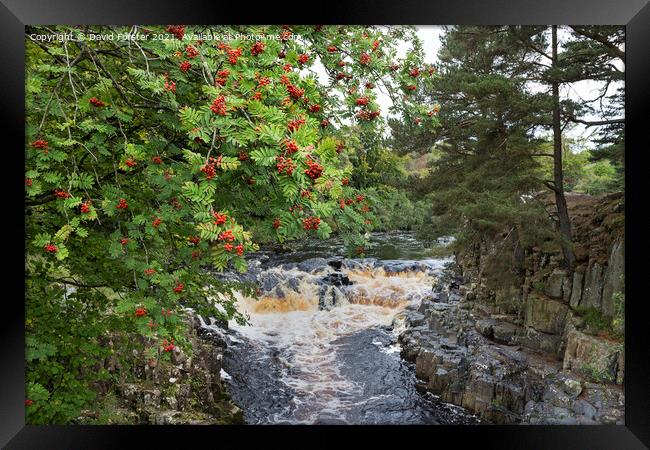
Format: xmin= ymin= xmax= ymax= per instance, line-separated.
xmin=320 ymin=272 xmax=352 ymax=287
xmin=327 ymin=259 xmax=343 ymax=271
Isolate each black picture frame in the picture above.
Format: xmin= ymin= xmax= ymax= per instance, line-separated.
xmin=3 ymin=0 xmax=649 ymax=447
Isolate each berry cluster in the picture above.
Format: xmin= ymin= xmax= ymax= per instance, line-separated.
xmin=210 ymin=95 xmax=227 ymax=115
xmin=235 ymin=243 xmax=244 ymax=256
xmin=406 ymin=85 xmax=417 ymax=91
xmin=356 ymin=110 xmax=380 ymax=121
xmin=80 ymin=202 xmax=91 ymax=213
xmin=120 ymin=237 xmax=129 ymax=246
xmin=355 ymin=97 xmax=369 ymax=106
xmin=164 ymin=80 xmax=176 ymax=92
xmin=44 ymin=243 xmax=58 ymax=253
xmin=215 ymin=69 xmax=230 ymax=86
xmin=125 ymin=158 xmax=137 ymax=168
xmin=185 ymin=45 xmax=199 ymax=58
xmin=409 ymin=68 xmax=420 ymax=78
xmin=320 ymin=119 xmax=330 ymax=128
xmin=213 ymin=211 xmax=227 ymax=225
xmin=173 ymin=283 xmax=184 ymax=293
xmin=54 ymin=189 xmax=71 ymax=199
xmin=151 ymin=156 xmax=162 ymax=164
xmin=272 ymin=218 xmax=281 ymax=229
xmin=287 ymin=84 xmax=304 ymax=99
xmin=276 ymin=156 xmax=296 ymax=175
xmin=304 ymin=159 xmax=323 ymax=180
xmin=309 ymin=104 xmax=321 ymax=113
xmin=251 ymin=41 xmax=265 ymax=56
xmin=134 ymin=307 xmax=147 ymax=317
xmin=258 ymin=76 xmax=271 ymax=87
xmin=116 ymin=198 xmax=128 ymax=209
xmin=238 ymin=151 xmax=249 ymax=161
xmin=224 ymin=243 xmax=233 ymax=252
xmin=26 ymin=178 xmax=33 ymax=187
xmin=89 ymin=97 xmax=106 ymax=107
xmin=152 ymin=217 xmax=162 ymax=228
xmin=302 ymin=217 xmax=321 ymax=230
xmin=297 ymin=54 xmax=309 ymax=65
xmin=359 ymin=53 xmax=371 ymax=64
xmin=144 ymin=268 xmax=156 ymax=276
xmin=166 ymin=25 xmax=185 ymax=40
xmin=201 ymin=163 xmax=216 ymax=180
xmin=179 ymin=61 xmax=192 ymax=72
xmin=218 ymin=229 xmax=235 ymax=242
xmin=342 ymin=177 xmax=349 ymax=185
xmin=31 ymin=139 xmax=48 ymax=149
xmin=162 ymin=338 xmax=175 ymax=352
xmin=251 ymin=91 xmax=262 ymax=100
xmin=227 ymin=47 xmax=243 ymax=64
xmin=287 ymin=117 xmax=305 ymax=132
xmin=284 ymin=139 xmax=299 ymax=154
xmin=188 ymin=236 xmax=200 ymax=245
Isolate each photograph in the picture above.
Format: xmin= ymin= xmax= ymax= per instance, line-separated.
xmin=22 ymin=23 xmax=629 ymax=427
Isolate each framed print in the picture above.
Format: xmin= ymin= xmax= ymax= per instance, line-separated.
xmin=2 ymin=0 xmax=649 ymax=447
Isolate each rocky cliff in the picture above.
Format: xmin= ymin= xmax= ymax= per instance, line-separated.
xmin=77 ymin=317 xmax=244 ymax=425
xmin=399 ymin=192 xmax=625 ymax=424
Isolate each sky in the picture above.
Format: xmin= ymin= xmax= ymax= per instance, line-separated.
xmin=313 ymin=25 xmax=623 ymax=150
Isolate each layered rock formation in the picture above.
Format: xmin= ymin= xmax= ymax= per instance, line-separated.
xmin=400 ymin=192 xmax=625 ymax=424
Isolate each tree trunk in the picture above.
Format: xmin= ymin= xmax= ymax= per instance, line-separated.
xmin=551 ymin=25 xmax=576 ymax=268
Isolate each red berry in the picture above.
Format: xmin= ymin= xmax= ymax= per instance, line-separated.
xmin=359 ymin=53 xmax=371 ymax=64
xmin=89 ymin=97 xmax=106 ymax=107
xmin=152 ymin=156 xmax=162 ymax=164
xmin=44 ymin=243 xmax=58 ymax=253
xmin=210 ymin=95 xmax=227 ymax=115
xmin=179 ymin=61 xmax=192 ymax=72
xmin=251 ymin=41 xmax=265 ymax=56
xmin=25 ymin=178 xmax=33 ymax=187
xmin=166 ymin=25 xmax=185 ymax=40
xmin=144 ymin=268 xmax=156 ymax=276
xmin=213 ymin=212 xmax=227 ymax=225
xmin=223 ymin=243 xmax=233 ymax=252
xmin=173 ymin=282 xmax=184 ymax=293
xmin=409 ymin=68 xmax=420 ymax=78
xmin=235 ymin=243 xmax=244 ymax=256
xmin=297 ymin=54 xmax=309 ymax=65
xmin=134 ymin=307 xmax=147 ymax=317
xmin=152 ymin=217 xmax=162 ymax=228
xmin=125 ymin=158 xmax=137 ymax=168
xmin=25 ymin=399 xmax=34 ymax=407
xmin=31 ymin=139 xmax=48 ymax=149
xmin=272 ymin=218 xmax=281 ymax=229
xmin=185 ymin=45 xmax=199 ymax=58
xmin=116 ymin=198 xmax=128 ymax=210
xmin=80 ymin=202 xmax=91 ymax=213
xmin=120 ymin=237 xmax=129 ymax=245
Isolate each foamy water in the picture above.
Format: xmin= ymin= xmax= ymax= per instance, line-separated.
xmin=222 ymin=260 xmax=449 ymax=424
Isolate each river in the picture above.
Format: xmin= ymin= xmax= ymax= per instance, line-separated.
xmin=205 ymin=232 xmax=479 ymax=424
